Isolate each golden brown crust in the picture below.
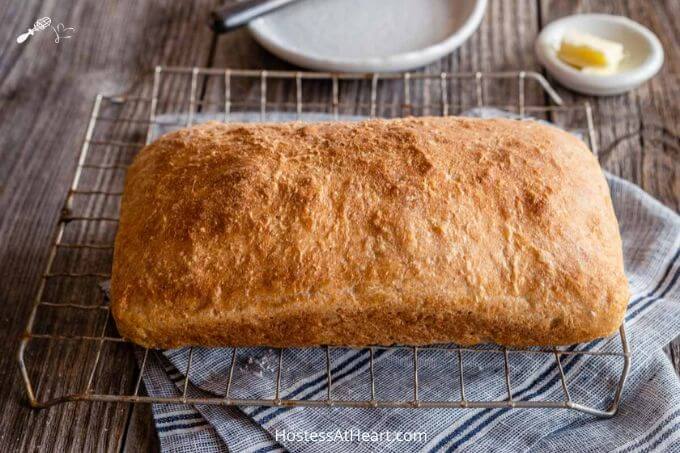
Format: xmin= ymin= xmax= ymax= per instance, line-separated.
xmin=110 ymin=117 xmax=629 ymax=348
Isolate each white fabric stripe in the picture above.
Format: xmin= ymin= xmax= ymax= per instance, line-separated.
xmin=647 ymin=425 xmax=680 ymax=453
xmin=615 ymin=416 xmax=680 ymax=453
xmin=158 ymin=425 xmax=211 ymax=439
xmin=157 ymin=417 xmax=207 ymax=427
xmin=626 ymin=256 xmax=680 ymax=324
xmin=155 ymin=409 xmax=199 ymax=420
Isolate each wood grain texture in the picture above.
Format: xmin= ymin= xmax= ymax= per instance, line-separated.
xmin=121 ymin=404 xmax=161 ymax=453
xmin=0 ymin=0 xmax=677 ymax=451
xmin=0 ymin=1 xmax=219 ymax=452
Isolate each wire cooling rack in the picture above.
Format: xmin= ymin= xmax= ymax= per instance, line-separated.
xmin=18 ymin=66 xmax=630 ymax=417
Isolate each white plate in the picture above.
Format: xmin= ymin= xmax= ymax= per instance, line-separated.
xmin=535 ymin=14 xmax=664 ymax=96
xmin=248 ymin=0 xmax=487 ymax=72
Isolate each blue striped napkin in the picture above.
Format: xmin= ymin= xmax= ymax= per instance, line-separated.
xmin=133 ymin=111 xmax=680 ymax=452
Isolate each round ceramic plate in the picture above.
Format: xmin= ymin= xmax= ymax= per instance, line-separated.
xmin=535 ymin=14 xmax=664 ymax=96
xmin=248 ymin=0 xmax=487 ymax=72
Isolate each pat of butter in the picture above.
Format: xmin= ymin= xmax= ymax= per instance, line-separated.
xmin=557 ymin=31 xmax=624 ymax=74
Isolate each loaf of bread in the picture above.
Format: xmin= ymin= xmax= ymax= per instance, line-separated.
xmin=110 ymin=117 xmax=629 ymax=349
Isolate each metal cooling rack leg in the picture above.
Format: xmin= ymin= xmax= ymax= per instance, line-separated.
xmin=524 ymin=72 xmax=563 ymax=105
xmin=275 ymin=348 xmax=283 ymax=405
xmin=145 ymin=66 xmax=161 ymax=144
xmin=553 ymin=348 xmax=572 ymax=406
xmin=457 ymin=349 xmax=467 ymax=408
xmin=17 ymin=93 xmax=103 ymax=409
xmin=554 ymin=324 xmax=631 ymax=418
xmin=325 ymin=346 xmax=333 ymax=404
xmin=412 ymin=346 xmax=420 ymax=407
xmin=370 ymin=74 xmax=378 ymax=118
xmin=440 ymin=73 xmax=449 ymax=116
xmin=585 ymin=101 xmax=599 ymax=157
xmin=518 ymin=71 xmax=526 ymax=116
xmin=182 ymin=347 xmax=195 ymax=403
xmin=133 ymin=348 xmax=150 ymax=397
xmin=332 ymin=76 xmax=339 ymax=120
xmin=84 ymin=310 xmax=112 ymax=394
xmin=475 ymin=72 xmax=483 ymax=107
xmin=187 ymin=67 xmax=199 ymax=126
xmin=402 ymin=72 xmax=411 ymax=116
xmin=503 ymin=348 xmax=514 ymax=405
xmin=369 ymin=347 xmax=376 ymax=406
xmin=260 ymin=71 xmax=267 ymax=121
xmin=224 ymin=347 xmax=237 ymax=402
xmin=606 ymin=324 xmax=631 ymax=415
xmin=295 ymin=72 xmax=302 ymax=120
xmin=224 ymin=69 xmax=231 ymax=122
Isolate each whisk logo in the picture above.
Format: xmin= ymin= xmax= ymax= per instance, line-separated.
xmin=52 ymin=22 xmax=75 ymax=43
xmin=16 ymin=17 xmax=75 ymax=44
xmin=16 ymin=17 xmax=51 ymax=43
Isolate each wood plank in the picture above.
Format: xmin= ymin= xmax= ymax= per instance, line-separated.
xmin=540 ymin=0 xmax=680 ymax=373
xmin=0 ymin=1 xmax=219 ymax=451
xmin=122 ymin=402 xmax=160 ymax=453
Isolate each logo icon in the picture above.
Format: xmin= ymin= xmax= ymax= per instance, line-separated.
xmin=16 ymin=17 xmax=76 ymax=44
xmin=16 ymin=17 xmax=51 ymax=43
xmin=52 ymin=23 xmax=75 ymax=43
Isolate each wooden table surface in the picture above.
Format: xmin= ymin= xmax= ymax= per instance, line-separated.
xmin=1 ymin=0 xmax=678 ymax=451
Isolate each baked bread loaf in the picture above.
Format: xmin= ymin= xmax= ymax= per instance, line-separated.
xmin=110 ymin=117 xmax=629 ymax=348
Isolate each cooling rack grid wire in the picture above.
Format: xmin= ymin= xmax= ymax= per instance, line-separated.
xmin=17 ymin=66 xmax=630 ymax=417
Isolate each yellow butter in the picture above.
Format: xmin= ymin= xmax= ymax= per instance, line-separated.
xmin=557 ymin=31 xmax=624 ymax=73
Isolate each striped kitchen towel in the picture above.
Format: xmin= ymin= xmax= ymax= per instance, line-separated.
xmin=132 ymin=111 xmax=680 ymax=452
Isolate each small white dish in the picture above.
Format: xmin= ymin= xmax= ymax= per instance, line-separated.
xmin=248 ymin=0 xmax=487 ymax=72
xmin=535 ymin=14 xmax=664 ymax=96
